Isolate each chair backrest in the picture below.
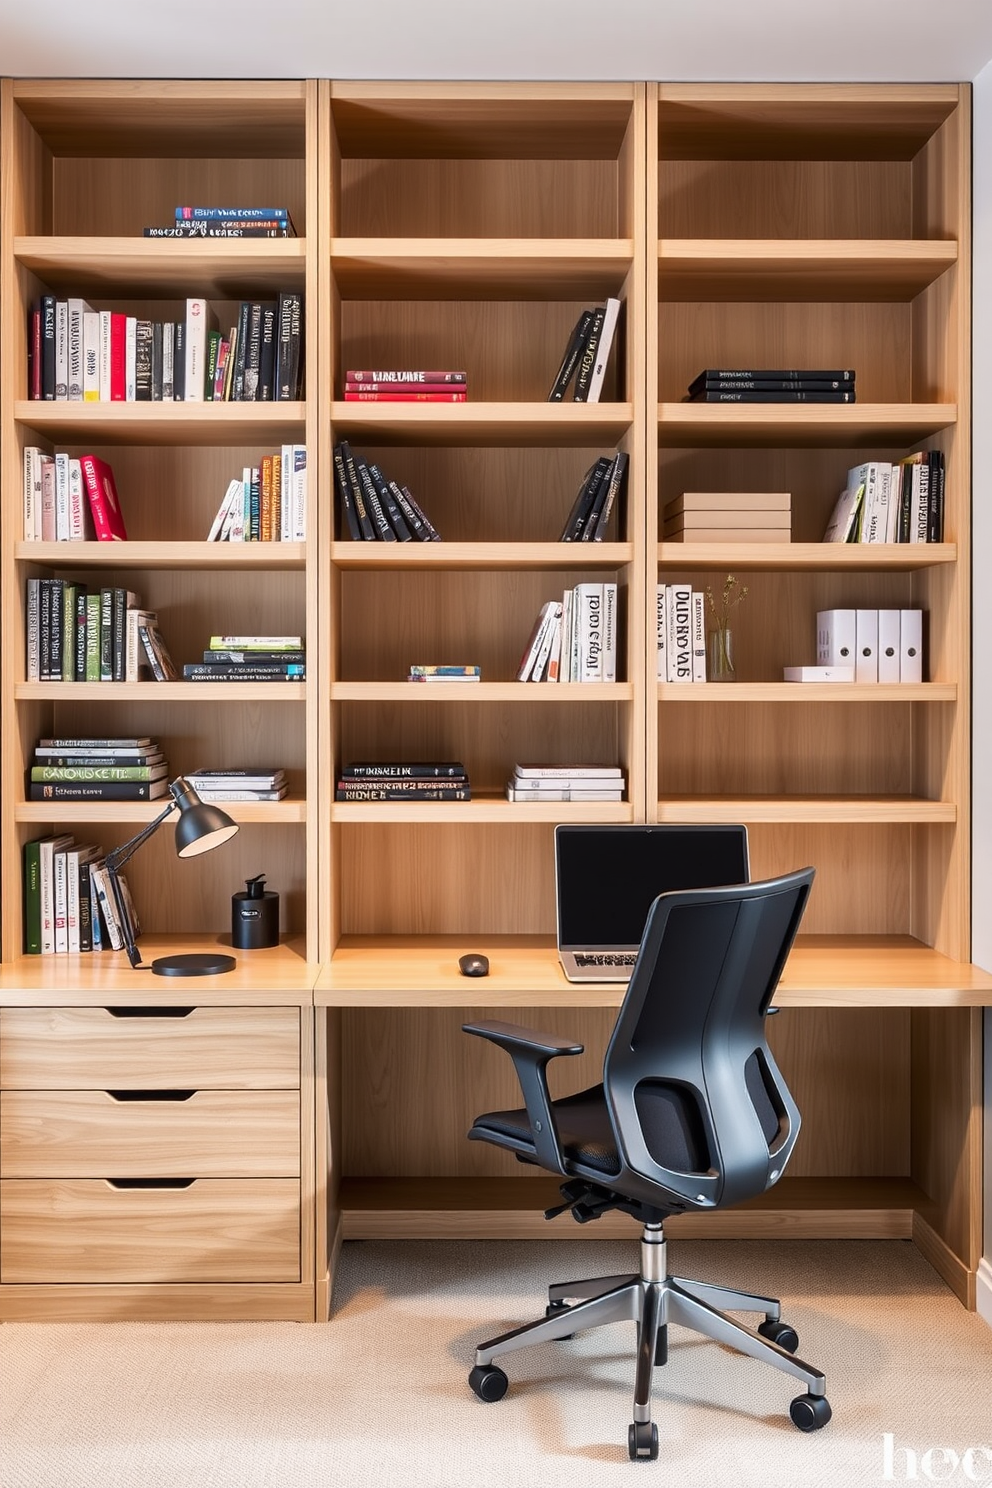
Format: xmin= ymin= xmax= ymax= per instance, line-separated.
xmin=602 ymin=868 xmax=814 ymax=1213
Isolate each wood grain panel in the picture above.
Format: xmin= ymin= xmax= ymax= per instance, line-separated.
xmin=910 ymin=1007 xmax=982 ymax=1272
xmin=659 ymin=161 xmax=912 ymax=240
xmin=53 ymin=160 xmax=307 ymax=238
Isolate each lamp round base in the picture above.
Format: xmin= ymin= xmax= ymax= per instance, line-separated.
xmin=151 ymin=953 xmax=237 ymax=977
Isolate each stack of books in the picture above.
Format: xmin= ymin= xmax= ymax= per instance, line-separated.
xmin=25 ymin=581 xmax=174 ymax=683
xmin=517 ymin=583 xmax=618 ymax=683
xmin=343 ymin=370 xmax=467 ymax=403
xmin=144 ymin=206 xmax=297 ymax=239
xmin=663 ymin=492 xmax=792 ymax=544
xmin=22 ymin=448 xmax=127 ymax=543
xmin=559 ymin=453 xmax=628 ymax=541
xmin=28 ymin=736 xmax=168 ymax=802
xmin=506 ymin=764 xmax=626 ymax=802
xmin=686 ymin=368 xmax=856 ymax=404
xmin=183 ymin=636 xmax=306 ymax=682
xmin=335 ymin=762 xmax=472 ymax=802
xmin=184 ymin=768 xmax=288 ymax=803
xmin=823 ymin=452 xmax=945 ymax=545
xmin=206 ymin=446 xmax=308 ymax=542
xmin=23 ymin=829 xmax=139 ymax=956
xmin=333 ymin=441 xmax=440 ymax=541
xmin=548 ymin=298 xmax=622 ymax=403
xmin=407 ymin=665 xmax=480 ymax=683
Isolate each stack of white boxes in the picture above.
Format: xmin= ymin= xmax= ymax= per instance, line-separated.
xmin=663 ymin=492 xmax=791 ymax=542
xmin=806 ymin=608 xmax=924 ymax=682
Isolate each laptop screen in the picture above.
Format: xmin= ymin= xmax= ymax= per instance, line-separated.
xmin=555 ymin=824 xmax=750 ymax=949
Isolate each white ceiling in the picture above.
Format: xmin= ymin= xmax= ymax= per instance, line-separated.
xmin=3 ymin=0 xmax=992 ymax=82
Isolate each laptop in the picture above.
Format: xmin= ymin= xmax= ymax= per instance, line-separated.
xmin=554 ymin=823 xmax=750 ymax=982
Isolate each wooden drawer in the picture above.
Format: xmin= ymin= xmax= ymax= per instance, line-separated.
xmin=0 ymin=1179 xmax=301 ymax=1282
xmin=0 ymin=1090 xmax=300 ymax=1177
xmin=0 ymin=1007 xmax=300 ymax=1089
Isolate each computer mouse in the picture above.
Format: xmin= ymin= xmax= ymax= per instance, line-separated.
xmin=458 ymin=952 xmax=490 ymax=977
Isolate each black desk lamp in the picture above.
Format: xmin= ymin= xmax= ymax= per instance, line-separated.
xmin=104 ymin=776 xmax=240 ymax=976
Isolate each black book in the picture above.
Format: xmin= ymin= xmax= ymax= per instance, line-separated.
xmin=205 ymin=649 xmax=305 ymax=664
xmin=257 ymin=302 xmax=278 ymax=400
xmin=41 ymin=295 xmax=57 ymax=399
xmin=243 ymin=302 xmax=263 ymax=401
xmin=548 ymin=309 xmax=594 ymax=401
xmin=573 ymin=306 xmax=605 ymax=403
xmin=389 ymin=481 xmax=431 ymax=541
xmin=150 ymin=321 xmax=164 ymax=400
xmin=589 ymin=451 xmax=629 ymax=541
xmin=688 ymin=368 xmax=856 ymax=389
xmin=689 ymin=376 xmax=855 ymax=393
xmin=338 ymin=442 xmax=376 ymax=541
xmin=559 ymin=458 xmax=611 ymax=541
xmin=78 ymin=856 xmax=95 ymax=952
xmin=173 ymin=320 xmax=186 ymax=401
xmin=286 ymin=292 xmax=303 ymax=400
xmin=354 ymin=457 xmax=396 ymax=541
xmin=367 ymin=464 xmax=413 ymax=540
xmin=29 ymin=780 xmax=168 ymax=801
xmin=99 ymin=588 xmax=114 ymax=681
xmin=274 ymin=291 xmax=296 ymax=401
xmin=332 ymin=443 xmax=362 ymax=540
xmin=134 ymin=320 xmax=153 ymax=401
xmin=335 ymin=785 xmax=472 ymax=801
xmin=400 ymin=486 xmax=440 ymax=541
xmin=689 ymin=389 xmax=857 ymax=403
xmin=342 ymin=762 xmax=467 ymax=778
xmin=928 ymin=449 xmax=945 ymax=543
xmin=74 ymin=587 xmax=89 ymax=682
xmin=231 ymin=300 xmax=251 ymax=401
xmin=48 ymin=579 xmax=65 ymax=682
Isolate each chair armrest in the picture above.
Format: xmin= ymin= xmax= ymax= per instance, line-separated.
xmin=463 ymin=1020 xmax=584 ymax=1174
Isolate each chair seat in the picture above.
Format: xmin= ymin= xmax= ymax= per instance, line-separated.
xmin=471 ymin=1083 xmax=621 ymax=1176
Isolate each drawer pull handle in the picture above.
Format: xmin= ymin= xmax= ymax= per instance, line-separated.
xmin=105 ymin=1007 xmax=195 ymax=1019
xmin=107 ymin=1178 xmax=196 ymax=1190
xmin=106 ymin=1090 xmax=197 ymax=1102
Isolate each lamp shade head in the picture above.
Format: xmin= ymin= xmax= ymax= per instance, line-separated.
xmin=169 ymin=777 xmax=241 ymax=858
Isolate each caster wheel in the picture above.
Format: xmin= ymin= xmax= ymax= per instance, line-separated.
xmin=628 ymin=1421 xmax=659 ymax=1461
xmin=469 ymin=1364 xmax=508 ymax=1403
xmin=758 ymin=1318 xmax=799 ymax=1353
xmin=546 ymin=1299 xmax=574 ymax=1340
xmin=790 ymin=1393 xmax=832 ymax=1432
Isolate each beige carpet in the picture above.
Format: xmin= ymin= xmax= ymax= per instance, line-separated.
xmin=2 ymin=1239 xmax=991 ymax=1486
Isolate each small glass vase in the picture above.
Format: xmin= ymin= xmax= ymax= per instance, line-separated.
xmin=707 ymin=624 xmax=736 ymax=682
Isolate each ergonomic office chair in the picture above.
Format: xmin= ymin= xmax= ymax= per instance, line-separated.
xmin=463 ymin=868 xmax=831 ymax=1461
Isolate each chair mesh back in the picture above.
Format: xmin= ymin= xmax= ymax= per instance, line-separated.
xmin=634 ymin=1081 xmax=712 ymax=1173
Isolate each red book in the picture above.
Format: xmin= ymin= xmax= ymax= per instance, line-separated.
xmin=29 ymin=307 xmax=42 ymax=399
xmin=344 ymin=381 xmax=468 ymax=394
xmin=109 ymin=313 xmax=128 ymax=401
xmin=79 ymin=454 xmax=128 ymax=541
xmin=343 ymin=392 xmax=467 ymax=402
xmin=345 ymin=370 xmax=467 ymax=384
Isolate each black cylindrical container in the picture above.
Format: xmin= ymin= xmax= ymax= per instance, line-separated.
xmin=232 ymin=874 xmax=280 ymax=950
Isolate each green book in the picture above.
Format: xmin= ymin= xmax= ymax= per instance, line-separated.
xmin=85 ymin=593 xmax=101 ymax=680
xmin=30 ymin=764 xmax=169 ymax=782
xmin=22 ymin=838 xmax=42 ymax=954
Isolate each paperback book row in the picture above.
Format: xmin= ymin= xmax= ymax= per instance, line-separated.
xmin=559 ymin=453 xmax=628 ymax=541
xmin=823 ymin=453 xmax=945 ymax=544
xmin=335 ymin=761 xmax=471 ymax=802
xmin=144 ymin=205 xmax=297 ymax=239
xmin=27 ymin=736 xmax=168 ymax=804
xmin=25 ymin=582 xmax=175 ymax=683
xmin=27 ymin=292 xmax=303 ymax=403
xmin=655 ymin=585 xmax=707 ymax=682
xmin=206 ymin=447 xmax=308 ymax=542
xmin=548 ymin=299 xmax=622 ymax=403
xmin=785 ymin=609 xmax=924 ymax=684
xmin=183 ymin=636 xmax=306 ymax=682
xmin=333 ymin=441 xmax=440 ymax=541
xmin=518 ymin=583 xmax=619 ymax=683
xmin=22 ymin=449 xmax=127 ymax=543
xmin=343 ymin=369 xmax=467 ymax=403
xmin=685 ymin=368 xmax=856 ymax=404
xmin=23 ymin=831 xmax=138 ymax=955
xmin=505 ymin=764 xmax=626 ymax=803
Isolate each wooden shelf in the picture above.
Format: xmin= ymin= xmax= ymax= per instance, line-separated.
xmin=330 ymin=681 xmax=634 ymax=702
xmin=15 ymin=237 xmax=306 ymax=296
xmin=655 ymin=795 xmax=956 ymax=824
xmin=657 ymin=542 xmax=956 ymax=571
xmin=330 ymin=541 xmax=633 ymax=570
xmin=656 ymin=682 xmax=956 ymax=702
xmin=14 ymin=402 xmax=306 ymax=446
xmin=16 ymin=541 xmax=306 ymax=571
xmin=331 ymin=795 xmax=634 ymax=824
xmin=330 ymin=401 xmax=634 ymax=447
xmin=15 ymin=799 xmax=307 ymax=826
xmin=16 ymin=682 xmax=306 ymax=702
xmin=659 ymin=239 xmax=957 ymax=302
xmin=331 ymin=238 xmax=633 ymax=300
xmin=658 ymin=402 xmax=957 ymax=448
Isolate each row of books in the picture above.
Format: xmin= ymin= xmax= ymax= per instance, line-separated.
xmin=23 ymin=832 xmax=138 ymax=954
xmin=23 ymin=449 xmax=127 ymax=543
xmin=518 ymin=583 xmax=619 ymax=684
xmin=206 ymin=447 xmax=308 ymax=542
xmin=559 ymin=453 xmax=628 ymax=541
xmin=548 ymin=299 xmax=621 ymax=403
xmin=28 ymin=737 xmax=168 ymax=804
xmin=183 ymin=768 xmax=288 ymax=803
xmin=335 ymin=761 xmax=471 ymax=802
xmin=25 ymin=581 xmax=175 ymax=683
xmin=333 ymin=441 xmax=440 ymax=541
xmin=27 ymin=292 xmax=303 ymax=403
xmin=686 ymin=368 xmax=857 ymax=404
xmin=183 ymin=636 xmax=306 ymax=682
xmin=505 ymin=764 xmax=626 ymax=803
xmin=663 ymin=491 xmax=791 ymax=544
xmin=144 ymin=206 xmax=297 ymax=239
xmin=823 ymin=453 xmax=945 ymax=544
xmin=342 ymin=369 xmax=467 ymax=403
xmin=655 ymin=585 xmax=707 ymax=682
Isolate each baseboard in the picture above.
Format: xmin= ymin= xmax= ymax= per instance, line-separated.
xmin=977 ymin=1258 xmax=992 ymax=1330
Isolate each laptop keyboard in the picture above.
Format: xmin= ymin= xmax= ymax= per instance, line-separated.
xmin=574 ymin=952 xmax=638 ymax=967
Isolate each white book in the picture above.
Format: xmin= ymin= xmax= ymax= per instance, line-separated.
xmin=822 ymin=482 xmax=864 ymax=543
xmin=185 ymin=297 xmax=211 ymax=402
xmin=89 ymin=861 xmax=124 ymax=951
xmin=208 ymin=479 xmax=243 ymax=541
xmin=531 ymin=604 xmax=562 ymax=682
xmin=66 ymin=297 xmax=92 ymax=400
xmin=514 ymin=764 xmax=624 ymax=779
xmin=125 ymin=316 xmax=137 ymax=400
xmin=884 ymin=464 xmax=901 ymax=543
xmin=861 ymin=462 xmax=890 ymax=544
xmin=66 ymin=845 xmax=101 ymax=953
xmin=516 ymin=601 xmax=556 ymax=681
xmin=40 ymin=455 xmax=57 ymax=542
xmin=292 ymin=445 xmax=307 ymax=540
xmin=546 ymin=608 xmax=564 ymax=681
xmin=23 ymin=445 xmax=43 ymax=541
xmin=855 ymin=608 xmax=879 ymax=682
xmin=584 ymin=296 xmax=622 ymax=404
xmin=125 ymin=607 xmax=156 ymax=682
xmin=601 ymin=581 xmax=618 ymax=682
xmin=666 ymin=583 xmax=693 ymax=682
xmin=783 ymin=666 xmax=856 ymax=682
xmin=575 ymin=582 xmax=605 ymax=682
xmin=55 ymin=300 xmax=69 ymax=399
xmin=82 ymin=310 xmax=100 ymax=401
xmin=509 ymin=772 xmax=624 ymax=791
xmin=656 ymin=584 xmax=667 ymax=679
xmin=39 ymin=834 xmax=74 ymax=954
xmin=507 ymin=785 xmax=624 ymax=802
xmin=816 ymin=609 xmax=856 ymax=667
xmin=54 ymin=451 xmax=71 ymax=540
xmin=877 ymin=609 xmax=901 ymax=682
xmin=691 ymin=590 xmax=706 ymax=681
xmin=67 ymin=457 xmax=91 ymax=540
xmin=53 ymin=839 xmax=77 ymax=954
xmin=162 ymin=321 xmax=175 ymax=401
xmin=900 ymin=608 xmax=923 ymax=683
xmin=98 ymin=309 xmax=113 ymax=401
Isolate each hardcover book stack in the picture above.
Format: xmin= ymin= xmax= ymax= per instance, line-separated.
xmin=663 ymin=491 xmax=791 ymax=544
xmin=686 ymin=368 xmax=856 ymax=404
xmin=27 ymin=290 xmax=303 ymax=403
xmin=25 ymin=580 xmax=175 ymax=683
xmin=559 ymin=453 xmax=628 ymax=541
xmin=28 ymin=736 xmax=168 ymax=802
xmin=407 ymin=665 xmax=480 ymax=683
xmin=655 ymin=585 xmax=708 ymax=682
xmin=335 ymin=762 xmax=472 ymax=802
xmin=548 ymin=298 xmax=622 ymax=403
xmin=206 ymin=446 xmax=308 ymax=542
xmin=332 ymin=441 xmax=440 ymax=542
xmin=183 ymin=768 xmax=288 ymax=803
xmin=517 ymin=582 xmax=619 ymax=683
xmin=22 ymin=448 xmax=127 ymax=543
xmin=343 ymin=370 xmax=467 ymax=403
xmin=822 ymin=452 xmax=945 ymax=545
xmin=144 ymin=206 xmax=297 ymax=239
xmin=506 ymin=764 xmax=626 ymax=803
xmin=183 ymin=636 xmax=305 ymax=683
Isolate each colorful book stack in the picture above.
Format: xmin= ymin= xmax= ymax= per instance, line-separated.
xmin=332 ymin=441 xmax=440 ymax=542
xmin=559 ymin=453 xmax=628 ymax=541
xmin=517 ymin=583 xmax=618 ymax=683
xmin=335 ymin=762 xmax=472 ymax=802
xmin=22 ymin=448 xmax=127 ymax=542
xmin=144 ymin=206 xmax=297 ymax=239
xmin=343 ymin=369 xmax=467 ymax=403
xmin=548 ymin=298 xmax=622 ymax=403
xmin=183 ymin=768 xmax=288 ymax=803
xmin=206 ymin=446 xmax=307 ymax=542
xmin=663 ymin=492 xmax=791 ymax=544
xmin=506 ymin=764 xmax=626 ymax=803
xmin=183 ymin=636 xmax=306 ymax=682
xmin=407 ymin=665 xmax=480 ymax=683
xmin=822 ymin=452 xmax=945 ymax=545
xmin=686 ymin=368 xmax=856 ymax=404
xmin=27 ymin=736 xmax=168 ymax=802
